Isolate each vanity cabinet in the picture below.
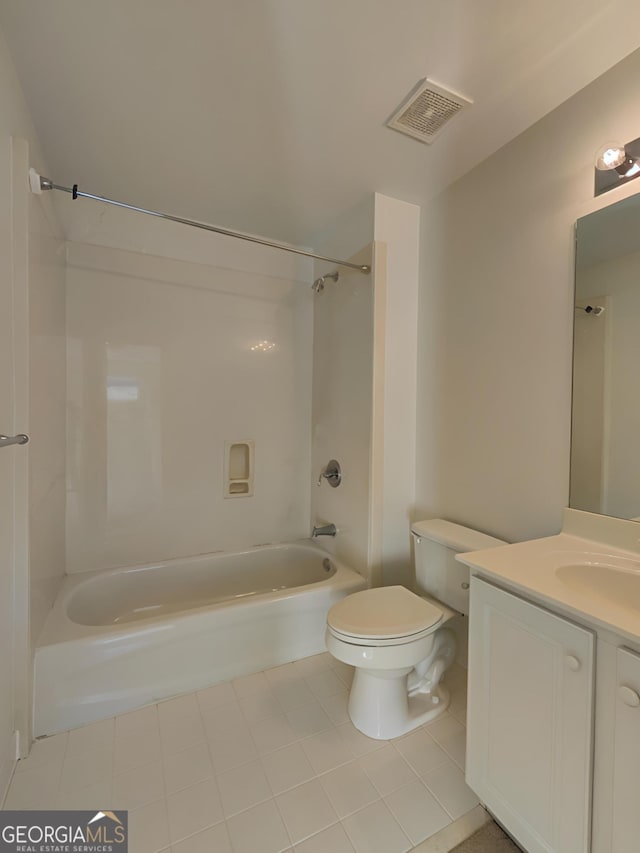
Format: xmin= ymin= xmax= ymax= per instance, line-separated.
xmin=610 ymin=647 xmax=640 ymax=851
xmin=467 ymin=576 xmax=595 ymax=853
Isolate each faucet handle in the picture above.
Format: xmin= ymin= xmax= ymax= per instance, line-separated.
xmin=317 ymin=459 xmax=342 ymax=488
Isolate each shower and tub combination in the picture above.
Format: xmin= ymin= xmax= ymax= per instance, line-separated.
xmin=29 ymin=170 xmax=374 ymax=737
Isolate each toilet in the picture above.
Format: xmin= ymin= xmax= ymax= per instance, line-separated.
xmin=325 ymin=519 xmax=505 ymax=739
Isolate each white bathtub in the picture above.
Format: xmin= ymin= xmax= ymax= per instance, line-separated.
xmin=34 ymin=542 xmax=365 ymax=736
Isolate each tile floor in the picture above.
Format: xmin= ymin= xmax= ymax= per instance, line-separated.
xmin=3 ymin=654 xmax=477 ymax=853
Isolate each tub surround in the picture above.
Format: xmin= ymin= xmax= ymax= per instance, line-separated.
xmin=34 ymin=543 xmax=364 ymax=736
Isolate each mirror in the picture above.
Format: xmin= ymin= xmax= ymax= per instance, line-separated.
xmin=571 ymin=191 xmax=640 ymax=520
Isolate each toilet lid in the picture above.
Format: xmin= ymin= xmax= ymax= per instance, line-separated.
xmin=327 ymin=586 xmax=443 ymax=640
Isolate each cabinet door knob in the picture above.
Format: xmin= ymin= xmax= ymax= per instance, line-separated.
xmin=619 ymin=685 xmax=640 ymax=708
xmin=566 ymin=655 xmax=581 ymax=672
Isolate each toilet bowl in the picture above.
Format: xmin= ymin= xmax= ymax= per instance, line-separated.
xmin=326 ymin=585 xmax=456 ymax=739
xmin=326 ymin=519 xmax=506 ymax=740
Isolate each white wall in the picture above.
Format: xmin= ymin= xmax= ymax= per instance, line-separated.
xmin=28 ymin=171 xmax=66 ymax=646
xmin=373 ymin=195 xmax=420 ymax=586
xmin=311 ymin=195 xmax=420 ymax=586
xmin=64 ymin=215 xmax=313 ymax=573
xmin=0 ymin=28 xmax=65 ymax=792
xmin=310 ymin=251 xmax=373 ymax=577
xmin=416 ymin=47 xmax=640 ymax=544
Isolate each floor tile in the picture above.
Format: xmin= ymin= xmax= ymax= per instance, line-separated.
xmin=217 ymin=758 xmax=272 ymax=817
xmin=163 ymin=743 xmax=213 ymax=795
xmin=113 ymin=760 xmax=164 ymax=810
xmin=384 ymin=779 xmax=451 ymax=844
xmin=286 ymin=702 xmax=333 ymax=738
xmin=56 ymin=777 xmax=113 ymax=810
xmin=226 ymin=798 xmax=291 ymax=853
xmin=265 ymin=662 xmax=299 ymax=685
xmin=4 ymin=762 xmax=63 ymax=809
xmin=437 ymin=729 xmax=467 ymax=770
xmin=240 ymin=687 xmax=283 ymax=723
xmin=158 ymin=693 xmax=200 ymax=725
xmin=233 ymin=670 xmax=270 ymax=698
xmin=66 ymin=718 xmax=114 ymax=756
xmin=294 ymin=822 xmax=356 ymax=853
xmin=337 ymin=722 xmax=386 ymax=757
xmin=423 ymin=759 xmax=479 ymax=820
xmin=301 ymin=726 xmax=355 ymax=774
xmin=342 ymin=800 xmax=412 ymax=853
xmin=319 ymin=761 xmax=379 ymax=818
xmin=305 ymin=669 xmax=346 ymax=699
xmin=129 ymin=799 xmax=170 ymax=853
xmin=159 ymin=718 xmax=206 ymax=758
xmin=158 ymin=695 xmax=205 ymax=755
xmin=273 ymin=679 xmax=317 ymax=712
xmin=166 ymin=777 xmax=223 ymax=843
xmin=250 ymin=713 xmax=299 ymax=754
xmin=200 ymin=699 xmax=242 ymax=732
xmin=393 ymin=729 xmax=449 ymax=778
xmin=425 ymin=715 xmax=465 ymax=743
xmin=114 ymin=704 xmax=159 ymax=738
xmin=206 ymin=720 xmax=258 ymax=772
xmin=171 ymin=821 xmax=232 ymax=853
xmin=5 ymin=653 xmax=469 ymax=853
xmin=358 ymin=744 xmax=417 ymax=797
xmin=261 ymin=743 xmax=316 ymax=794
xmin=60 ymin=746 xmax=113 ymax=791
xmin=448 ymin=688 xmax=468 ymax=724
xmin=196 ymin=680 xmax=236 ymax=712
xmin=276 ymin=778 xmax=338 ymax=845
xmin=319 ymin=690 xmax=350 ymax=725
xmin=114 ymin=726 xmax=162 ymax=775
xmin=294 ymin=653 xmax=333 ymax=678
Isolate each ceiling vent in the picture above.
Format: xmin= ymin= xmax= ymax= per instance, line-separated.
xmin=387 ymin=78 xmax=472 ymax=144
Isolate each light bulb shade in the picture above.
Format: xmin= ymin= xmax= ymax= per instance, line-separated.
xmin=595 ymin=142 xmax=627 ymax=171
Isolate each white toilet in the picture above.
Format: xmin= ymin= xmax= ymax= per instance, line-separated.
xmin=325 ymin=519 xmax=505 ymax=739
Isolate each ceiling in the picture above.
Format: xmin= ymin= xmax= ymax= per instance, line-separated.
xmin=2 ymin=0 xmax=640 ymax=246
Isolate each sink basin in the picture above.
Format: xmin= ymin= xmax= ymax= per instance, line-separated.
xmin=556 ymin=558 xmax=640 ymax=613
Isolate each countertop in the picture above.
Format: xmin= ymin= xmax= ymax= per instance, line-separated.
xmin=457 ymin=531 xmax=640 ymax=645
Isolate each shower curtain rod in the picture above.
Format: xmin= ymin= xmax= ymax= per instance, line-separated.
xmin=31 ymin=171 xmax=371 ymax=274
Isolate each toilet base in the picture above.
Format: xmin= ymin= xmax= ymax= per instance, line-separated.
xmin=347 ymin=666 xmax=450 ymax=740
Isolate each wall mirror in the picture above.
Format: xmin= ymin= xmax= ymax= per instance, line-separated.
xmin=571 ymin=191 xmax=640 ymax=520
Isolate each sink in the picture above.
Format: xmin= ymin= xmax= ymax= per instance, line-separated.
xmin=555 ymin=558 xmax=640 ymax=613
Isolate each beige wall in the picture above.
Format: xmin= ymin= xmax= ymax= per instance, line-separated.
xmin=416 ymin=47 xmax=640 ymax=544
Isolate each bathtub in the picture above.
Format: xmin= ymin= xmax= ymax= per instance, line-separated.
xmin=34 ymin=542 xmax=365 ymax=736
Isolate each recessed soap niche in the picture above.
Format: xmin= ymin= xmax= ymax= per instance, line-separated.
xmin=224 ymin=440 xmax=254 ymax=498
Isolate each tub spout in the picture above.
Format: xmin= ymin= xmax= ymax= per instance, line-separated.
xmin=312 ymin=523 xmax=337 ymax=537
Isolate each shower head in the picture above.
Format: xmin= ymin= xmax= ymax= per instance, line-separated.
xmin=311 ymin=270 xmax=339 ymax=293
xmin=576 ymin=304 xmax=605 ymax=316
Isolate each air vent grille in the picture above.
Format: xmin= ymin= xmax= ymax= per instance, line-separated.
xmin=387 ymin=78 xmax=472 ymax=144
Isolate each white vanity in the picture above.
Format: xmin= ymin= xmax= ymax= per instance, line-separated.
xmin=458 ymin=508 xmax=640 ymax=853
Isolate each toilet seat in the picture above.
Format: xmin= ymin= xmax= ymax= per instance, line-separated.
xmin=327 ymin=586 xmax=443 ymax=646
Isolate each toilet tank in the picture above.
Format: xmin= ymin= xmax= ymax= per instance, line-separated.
xmin=411 ymin=519 xmax=506 ymax=615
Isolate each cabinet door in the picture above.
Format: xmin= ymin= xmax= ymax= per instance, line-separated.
xmin=467 ymin=577 xmax=594 ymax=853
xmin=611 ymin=647 xmax=640 ymax=852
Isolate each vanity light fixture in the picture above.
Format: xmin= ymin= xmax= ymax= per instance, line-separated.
xmin=594 ymin=136 xmax=640 ymax=196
